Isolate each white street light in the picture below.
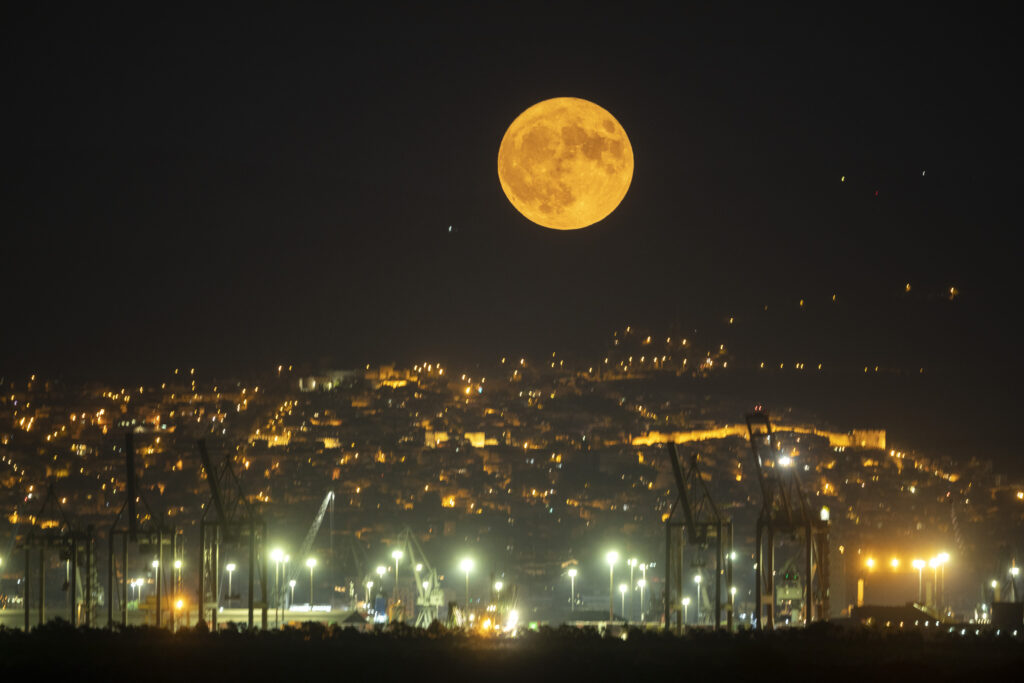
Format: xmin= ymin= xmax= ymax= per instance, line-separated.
xmin=638 ymin=578 xmax=647 ymax=623
xmin=619 ymin=583 xmax=628 ymax=617
xmin=306 ymin=558 xmax=317 ymax=606
xmin=226 ymin=563 xmax=236 ymax=609
xmin=460 ymin=557 xmax=474 ymax=611
xmin=271 ymin=548 xmax=285 ymax=628
xmin=606 ymin=551 xmax=619 ymax=621
xmin=392 ymin=549 xmax=404 ymax=587
xmin=568 ymin=568 xmax=578 ymax=612
xmin=694 ymin=574 xmax=702 ymax=624
xmin=682 ymin=597 xmax=690 ymax=625
xmin=289 ymin=579 xmax=296 ymax=606
xmin=628 ymin=558 xmax=638 ymax=621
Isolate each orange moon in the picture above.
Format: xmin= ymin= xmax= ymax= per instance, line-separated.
xmin=497 ymin=97 xmax=633 ymax=230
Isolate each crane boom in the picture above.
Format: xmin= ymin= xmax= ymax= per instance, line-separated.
xmin=284 ymin=490 xmax=334 ymax=587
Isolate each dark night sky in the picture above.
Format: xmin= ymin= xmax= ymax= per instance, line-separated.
xmin=2 ymin=6 xmax=1021 ymax=468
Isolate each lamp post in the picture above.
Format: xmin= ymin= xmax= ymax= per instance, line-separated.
xmin=460 ymin=558 xmax=474 ymax=612
xmin=637 ymin=579 xmax=647 ymax=623
xmin=912 ymin=559 xmax=925 ymax=604
xmin=606 ymin=551 xmax=619 ymax=621
xmin=682 ymin=597 xmax=690 ymax=626
xmin=937 ymin=552 xmax=950 ymax=610
xmin=173 ymin=559 xmax=182 ymax=593
xmin=928 ymin=557 xmax=940 ymax=608
xmin=1011 ymin=566 xmax=1020 ymax=602
xmin=640 ymin=563 xmax=648 ymax=621
xmin=619 ymin=583 xmax=628 ymax=619
xmin=392 ymin=549 xmax=404 ymax=588
xmin=271 ymin=548 xmax=284 ymax=627
xmin=694 ymin=574 xmax=702 ymax=625
xmin=306 ymin=558 xmax=317 ymax=607
xmin=226 ymin=563 xmax=236 ymax=609
xmin=628 ymin=558 xmax=637 ymax=621
xmin=289 ymin=579 xmax=296 ymax=607
xmin=568 ymin=568 xmax=577 ymax=612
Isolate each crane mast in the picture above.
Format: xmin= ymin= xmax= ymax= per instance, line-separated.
xmin=746 ymin=407 xmax=830 ymax=630
xmin=663 ymin=442 xmax=734 ymax=631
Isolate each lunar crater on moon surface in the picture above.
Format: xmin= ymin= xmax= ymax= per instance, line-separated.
xmin=498 ymin=97 xmax=633 ymax=230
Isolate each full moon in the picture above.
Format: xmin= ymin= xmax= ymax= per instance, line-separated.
xmin=498 ymin=97 xmax=633 ymax=230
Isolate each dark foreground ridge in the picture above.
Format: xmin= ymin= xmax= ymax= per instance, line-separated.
xmin=2 ymin=621 xmax=1022 ymax=682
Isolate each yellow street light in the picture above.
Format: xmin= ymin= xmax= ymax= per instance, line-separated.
xmin=911 ymin=559 xmax=925 ymax=603
xmin=890 ymin=558 xmax=899 ymax=570
xmin=865 ymin=557 xmax=875 ymax=570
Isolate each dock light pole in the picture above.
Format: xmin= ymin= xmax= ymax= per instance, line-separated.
xmin=640 ymin=563 xmax=648 ymax=621
xmin=306 ymin=558 xmax=317 ymax=607
xmin=271 ymin=549 xmax=284 ymax=627
xmin=226 ymin=563 xmax=236 ymax=609
xmin=392 ymin=549 xmax=404 ymax=587
xmin=460 ymin=558 xmax=474 ymax=612
xmin=638 ymin=579 xmax=647 ymax=623
xmin=937 ymin=552 xmax=950 ymax=610
xmin=628 ymin=558 xmax=637 ymax=620
xmin=619 ymin=583 xmax=628 ymax=619
xmin=694 ymin=574 xmax=702 ymax=625
xmin=606 ymin=551 xmax=619 ymax=621
xmin=289 ymin=579 xmax=296 ymax=607
xmin=912 ymin=559 xmax=925 ymax=603
xmin=682 ymin=597 xmax=690 ymax=625
xmin=568 ymin=568 xmax=577 ymax=612
xmin=1011 ymin=566 xmax=1020 ymax=602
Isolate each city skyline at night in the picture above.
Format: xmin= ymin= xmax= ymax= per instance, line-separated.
xmin=2 ymin=5 xmax=1023 ymax=664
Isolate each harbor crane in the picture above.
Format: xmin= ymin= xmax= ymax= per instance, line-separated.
xmin=393 ymin=527 xmax=445 ymax=627
xmin=107 ymin=433 xmax=179 ymax=628
xmin=280 ymin=490 xmax=334 ymax=613
xmin=196 ymin=439 xmax=268 ymax=630
xmin=663 ymin=442 xmax=734 ymax=632
xmin=746 ymin=407 xmax=830 ymax=630
xmin=18 ymin=479 xmax=97 ymax=629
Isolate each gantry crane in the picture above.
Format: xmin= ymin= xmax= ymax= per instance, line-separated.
xmin=746 ymin=407 xmax=830 ymax=630
xmin=107 ymin=433 xmax=180 ymax=628
xmin=196 ymin=439 xmax=268 ymax=630
xmin=663 ymin=442 xmax=734 ymax=632
xmin=393 ymin=527 xmax=445 ymax=627
xmin=17 ymin=479 xmax=97 ymax=629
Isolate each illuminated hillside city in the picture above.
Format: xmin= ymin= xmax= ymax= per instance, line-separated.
xmin=2 ymin=326 xmax=1021 ymax=632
